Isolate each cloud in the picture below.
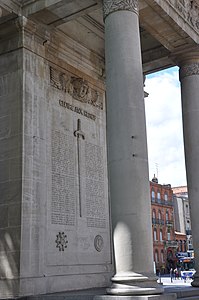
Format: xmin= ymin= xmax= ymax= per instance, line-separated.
xmin=145 ymin=67 xmax=187 ymax=187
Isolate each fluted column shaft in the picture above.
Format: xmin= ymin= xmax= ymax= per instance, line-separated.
xmin=179 ymin=59 xmax=199 ymax=287
xmin=103 ymin=0 xmax=163 ymax=295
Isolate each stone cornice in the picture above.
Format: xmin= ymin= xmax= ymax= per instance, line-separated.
xmin=0 ymin=16 xmax=105 ymax=83
xmin=103 ymin=0 xmax=139 ymax=20
xmin=179 ymin=62 xmax=199 ymax=81
xmin=166 ymin=0 xmax=199 ymax=33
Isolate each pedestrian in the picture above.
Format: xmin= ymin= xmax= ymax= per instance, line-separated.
xmin=174 ymin=268 xmax=177 ymax=279
xmin=170 ymin=268 xmax=173 ymax=283
xmin=176 ymin=268 xmax=180 ymax=279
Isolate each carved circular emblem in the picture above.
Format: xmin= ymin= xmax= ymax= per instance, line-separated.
xmin=55 ymin=232 xmax=68 ymax=251
xmin=94 ymin=235 xmax=104 ymax=252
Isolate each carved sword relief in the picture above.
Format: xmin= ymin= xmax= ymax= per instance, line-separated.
xmin=74 ymin=119 xmax=85 ymax=217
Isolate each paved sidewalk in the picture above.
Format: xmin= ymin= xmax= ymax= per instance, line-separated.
xmin=157 ymin=276 xmax=199 ymax=299
xmin=158 ymin=275 xmax=192 ymax=286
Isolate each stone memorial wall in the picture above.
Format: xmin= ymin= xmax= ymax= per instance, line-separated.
xmin=18 ymin=44 xmax=112 ymax=295
xmin=46 ymin=65 xmax=111 ymax=267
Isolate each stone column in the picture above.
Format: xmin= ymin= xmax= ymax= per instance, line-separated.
xmin=179 ymin=56 xmax=199 ymax=287
xmin=103 ymin=0 xmax=163 ymax=295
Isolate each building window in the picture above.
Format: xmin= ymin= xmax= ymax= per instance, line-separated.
xmin=154 ymin=228 xmax=158 ymax=241
xmin=167 ymin=228 xmax=171 ymax=241
xmin=164 ymin=193 xmax=168 ymax=201
xmin=161 ymin=250 xmax=164 ymax=263
xmin=151 ymin=189 xmax=155 ymax=202
xmin=155 ymin=250 xmax=159 ymax=263
xmin=187 ymin=220 xmax=190 ymax=229
xmin=186 ymin=204 xmax=189 ymax=214
xmin=184 ymin=240 xmax=187 ymax=252
xmin=160 ymin=229 xmax=163 ymax=241
xmin=166 ymin=211 xmax=169 ymax=222
xmin=158 ymin=210 xmax=162 ymax=220
xmin=180 ymin=240 xmax=183 ymax=252
xmin=157 ymin=191 xmax=161 ymax=203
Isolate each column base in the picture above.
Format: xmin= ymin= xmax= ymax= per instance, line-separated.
xmin=106 ymin=273 xmax=164 ymax=296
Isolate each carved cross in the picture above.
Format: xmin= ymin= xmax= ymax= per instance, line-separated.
xmin=74 ymin=119 xmax=85 ymax=217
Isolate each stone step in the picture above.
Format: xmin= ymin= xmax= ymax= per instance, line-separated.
xmin=20 ymin=288 xmax=106 ymax=300
xmin=177 ymin=297 xmax=199 ymax=300
xmin=165 ymin=287 xmax=199 ymax=299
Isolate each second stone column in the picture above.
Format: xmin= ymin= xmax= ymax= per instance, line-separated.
xmin=103 ymin=0 xmax=163 ymax=296
xmin=179 ymin=55 xmax=199 ymax=288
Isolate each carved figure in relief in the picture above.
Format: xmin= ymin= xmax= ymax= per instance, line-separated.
xmin=49 ymin=66 xmax=103 ymax=109
xmin=167 ymin=0 xmax=199 ymax=31
xmin=50 ymin=67 xmax=70 ymax=91
xmin=59 ymin=73 xmax=71 ymax=93
xmin=87 ymin=89 xmax=103 ymax=110
xmin=188 ymin=1 xmax=199 ymax=29
xmin=70 ymin=77 xmax=89 ymax=102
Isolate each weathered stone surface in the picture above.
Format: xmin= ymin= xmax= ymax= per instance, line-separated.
xmin=1 ymin=0 xmax=199 ymax=299
xmin=0 ymin=12 xmax=113 ymax=298
xmin=0 ymin=48 xmax=23 ymax=294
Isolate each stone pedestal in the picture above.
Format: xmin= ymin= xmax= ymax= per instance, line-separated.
xmin=179 ymin=57 xmax=199 ymax=287
xmin=103 ymin=0 xmax=163 ymax=296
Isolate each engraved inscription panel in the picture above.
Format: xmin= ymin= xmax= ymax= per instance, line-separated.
xmin=51 ymin=130 xmax=76 ymax=226
xmin=47 ymin=65 xmax=111 ymax=268
xmin=85 ymin=143 xmax=106 ymax=228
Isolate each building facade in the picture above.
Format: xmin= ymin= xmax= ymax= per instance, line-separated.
xmin=150 ymin=177 xmax=177 ymax=273
xmin=173 ymin=186 xmax=193 ymax=251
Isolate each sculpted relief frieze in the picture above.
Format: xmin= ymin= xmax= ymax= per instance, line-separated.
xmin=49 ymin=66 xmax=103 ymax=110
xmin=167 ymin=0 xmax=199 ymax=31
xmin=103 ymin=0 xmax=139 ymax=19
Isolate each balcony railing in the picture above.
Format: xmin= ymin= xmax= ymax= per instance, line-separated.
xmin=166 ymin=220 xmax=173 ymax=226
xmin=151 ymin=198 xmax=173 ymax=206
xmin=164 ymin=240 xmax=178 ymax=248
xmin=152 ymin=218 xmax=165 ymax=225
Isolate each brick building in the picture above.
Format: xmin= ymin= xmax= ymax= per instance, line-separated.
xmin=172 ymin=186 xmax=193 ymax=251
xmin=150 ymin=176 xmax=177 ymax=274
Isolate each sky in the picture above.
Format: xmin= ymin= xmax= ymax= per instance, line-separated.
xmin=144 ymin=66 xmax=187 ymax=188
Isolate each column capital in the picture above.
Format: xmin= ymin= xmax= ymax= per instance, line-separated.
xmin=180 ymin=62 xmax=199 ymax=81
xmin=173 ymin=50 xmax=199 ymax=81
xmin=103 ymin=0 xmax=139 ymax=20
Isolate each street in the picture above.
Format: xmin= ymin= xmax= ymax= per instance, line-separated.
xmin=158 ymin=275 xmax=192 ymax=286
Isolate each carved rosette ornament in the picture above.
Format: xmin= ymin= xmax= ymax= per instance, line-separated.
xmin=179 ymin=63 xmax=199 ymax=81
xmin=103 ymin=0 xmax=139 ymax=20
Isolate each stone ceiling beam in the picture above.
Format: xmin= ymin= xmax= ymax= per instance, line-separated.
xmin=22 ymin=0 xmax=71 ymax=16
xmin=0 ymin=0 xmax=21 ymax=16
xmin=142 ymin=45 xmax=173 ymax=74
xmin=22 ymin=0 xmax=102 ymax=26
xmin=140 ymin=0 xmax=199 ymax=54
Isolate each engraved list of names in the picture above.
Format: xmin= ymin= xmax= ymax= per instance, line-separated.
xmin=85 ymin=142 xmax=107 ymax=229
xmin=51 ymin=130 xmax=76 ymax=226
